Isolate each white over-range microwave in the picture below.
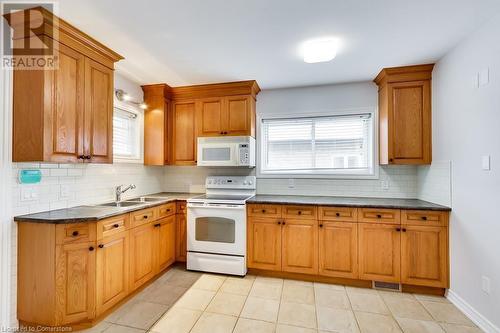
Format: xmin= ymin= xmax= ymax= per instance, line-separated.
xmin=197 ymin=136 xmax=256 ymax=167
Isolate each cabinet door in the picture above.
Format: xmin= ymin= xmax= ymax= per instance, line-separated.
xmin=55 ymin=241 xmax=95 ymax=324
xmin=156 ymin=216 xmax=176 ymax=272
xmin=223 ymin=96 xmax=252 ymax=136
xmin=49 ymin=44 xmax=85 ymax=163
xmin=319 ymin=222 xmax=358 ymax=279
xmin=129 ymin=223 xmax=156 ymax=291
xmin=282 ymin=219 xmax=318 ymax=275
xmin=199 ymin=98 xmax=224 ymax=136
xmin=358 ymin=223 xmax=401 ymax=283
xmin=401 ymin=226 xmax=448 ymax=288
xmin=247 ymin=218 xmax=282 ymax=271
xmin=388 ymin=80 xmax=431 ymax=164
xmin=84 ymin=58 xmax=113 ymax=163
xmin=172 ymin=101 xmax=197 ymax=165
xmin=96 ymin=231 xmax=129 ymax=316
xmin=176 ymin=213 xmax=187 ymax=262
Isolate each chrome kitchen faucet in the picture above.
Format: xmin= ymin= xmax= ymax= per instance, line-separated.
xmin=115 ymin=184 xmax=136 ymax=202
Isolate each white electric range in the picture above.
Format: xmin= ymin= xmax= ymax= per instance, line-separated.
xmin=186 ymin=176 xmax=256 ymax=276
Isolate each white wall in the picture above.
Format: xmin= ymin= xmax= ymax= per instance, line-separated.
xmin=164 ymin=82 xmax=419 ymax=198
xmin=431 ymin=12 xmax=500 ymax=331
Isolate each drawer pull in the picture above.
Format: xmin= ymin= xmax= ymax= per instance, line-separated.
xmin=143 ymin=215 xmax=148 ymax=219
xmin=154 ymin=223 xmax=161 ymax=227
xmin=319 ymin=224 xmax=323 ymax=228
xmin=261 ymin=209 xmax=266 ymax=213
xmin=335 ymin=212 xmax=340 ymax=217
xmin=298 ymin=211 xmax=302 ymax=215
xmin=421 ymin=216 xmax=427 ymax=221
xmin=402 ymin=228 xmax=407 ymax=232
xmin=396 ymin=227 xmax=401 ymax=232
xmin=98 ymin=244 xmax=104 ymax=249
xmin=277 ymin=221 xmax=281 ymax=225
xmin=166 ymin=209 xmax=171 ymax=212
xmin=113 ymin=223 xmax=120 ymax=228
xmin=88 ymin=246 xmax=94 ymax=251
xmin=376 ymin=214 xmax=382 ymax=219
xmin=282 ymin=221 xmax=286 ymax=225
xmin=72 ymin=231 xmax=79 ymax=237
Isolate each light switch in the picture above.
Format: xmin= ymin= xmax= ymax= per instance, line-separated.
xmin=482 ymin=155 xmax=491 ymax=171
xmin=479 ymin=68 xmax=489 ymax=87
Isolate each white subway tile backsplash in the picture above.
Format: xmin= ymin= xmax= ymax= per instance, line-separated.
xmin=417 ymin=160 xmax=452 ymax=206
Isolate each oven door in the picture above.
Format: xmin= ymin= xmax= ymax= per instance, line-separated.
xmin=187 ymin=203 xmax=246 ymax=256
xmin=197 ymin=143 xmax=238 ymax=166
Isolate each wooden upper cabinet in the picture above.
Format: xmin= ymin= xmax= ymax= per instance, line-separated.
xmin=8 ymin=7 xmax=123 ymax=163
xmin=374 ymin=64 xmax=433 ymax=165
xmin=142 ymin=84 xmax=172 ymax=165
xmin=84 ymin=58 xmax=114 ymax=163
xmin=199 ymin=98 xmax=225 ymax=136
xmin=172 ymin=101 xmax=197 ymax=165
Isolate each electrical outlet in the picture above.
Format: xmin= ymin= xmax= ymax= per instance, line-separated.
xmin=381 ymin=180 xmax=390 ymax=190
xmin=482 ymin=276 xmax=491 ymax=294
xmin=479 ymin=68 xmax=490 ymax=87
xmin=288 ymin=179 xmax=295 ymax=188
xmin=21 ymin=187 xmax=37 ymax=201
xmin=60 ymin=185 xmax=70 ymax=198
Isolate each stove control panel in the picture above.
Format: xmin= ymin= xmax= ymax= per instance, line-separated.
xmin=206 ymin=176 xmax=256 ymax=189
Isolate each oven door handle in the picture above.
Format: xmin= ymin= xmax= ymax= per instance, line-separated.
xmin=187 ymin=203 xmax=246 ymax=210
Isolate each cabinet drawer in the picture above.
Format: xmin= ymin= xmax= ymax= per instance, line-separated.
xmin=158 ymin=202 xmax=176 ymax=218
xmin=283 ymin=205 xmax=317 ymax=220
xmin=97 ymin=214 xmax=129 ymax=240
xmin=247 ymin=204 xmax=282 ymax=218
xmin=56 ymin=223 xmax=95 ymax=244
xmin=319 ymin=207 xmax=357 ymax=222
xmin=402 ymin=210 xmax=448 ymax=227
xmin=176 ymin=201 xmax=186 ymax=214
xmin=130 ymin=207 xmax=157 ymax=228
xmin=358 ymin=208 xmax=400 ymax=224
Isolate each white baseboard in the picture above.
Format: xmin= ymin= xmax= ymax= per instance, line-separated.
xmin=447 ymin=289 xmax=500 ymax=333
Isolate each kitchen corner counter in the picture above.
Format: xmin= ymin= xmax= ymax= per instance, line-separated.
xmin=13 ymin=192 xmax=200 ymax=224
xmin=247 ymin=195 xmax=451 ymax=211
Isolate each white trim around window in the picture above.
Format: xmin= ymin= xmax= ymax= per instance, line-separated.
xmin=113 ymin=102 xmax=144 ymax=164
xmin=256 ymin=107 xmax=379 ymax=179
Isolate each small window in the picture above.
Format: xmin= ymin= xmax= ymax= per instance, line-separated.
xmin=260 ymin=113 xmax=374 ymax=177
xmin=113 ymin=107 xmax=141 ymax=161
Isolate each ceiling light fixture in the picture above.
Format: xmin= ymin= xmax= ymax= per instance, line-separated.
xmin=302 ymin=38 xmax=339 ymax=64
xmin=115 ymin=89 xmax=147 ymax=110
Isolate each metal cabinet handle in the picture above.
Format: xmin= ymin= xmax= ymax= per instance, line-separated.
xmin=113 ymin=224 xmax=119 ymax=228
xmin=143 ymin=215 xmax=148 ymax=219
xmin=335 ymin=212 xmax=340 ymax=217
xmin=402 ymin=228 xmax=407 ymax=232
xmin=421 ymin=216 xmax=427 ymax=221
xmin=98 ymin=244 xmax=104 ymax=249
xmin=89 ymin=246 xmax=94 ymax=251
xmin=396 ymin=227 xmax=401 ymax=232
xmin=319 ymin=224 xmax=323 ymax=228
xmin=154 ymin=223 xmax=161 ymax=227
xmin=277 ymin=221 xmax=281 ymax=225
xmin=72 ymin=231 xmax=79 ymax=237
xmin=261 ymin=209 xmax=266 ymax=213
xmin=282 ymin=221 xmax=286 ymax=225
xmin=376 ymin=214 xmax=382 ymax=219
xmin=298 ymin=211 xmax=302 ymax=215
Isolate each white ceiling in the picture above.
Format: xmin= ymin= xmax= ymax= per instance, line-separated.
xmin=58 ymin=0 xmax=500 ymax=89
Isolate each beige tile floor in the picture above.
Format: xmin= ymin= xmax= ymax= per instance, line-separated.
xmin=82 ymin=266 xmax=483 ymax=333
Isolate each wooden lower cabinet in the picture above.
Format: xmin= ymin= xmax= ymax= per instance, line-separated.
xmin=157 ymin=216 xmax=176 ymax=271
xmin=96 ymin=231 xmax=129 ymax=316
xmin=176 ymin=212 xmax=187 ymax=262
xmin=319 ymin=221 xmax=358 ymax=279
xmin=129 ymin=223 xmax=156 ymax=291
xmin=55 ymin=241 xmax=96 ymax=324
xmin=358 ymin=223 xmax=401 ymax=283
xmin=282 ymin=219 xmax=318 ymax=275
xmin=247 ymin=217 xmax=282 ymax=271
xmin=401 ymin=226 xmax=448 ymax=287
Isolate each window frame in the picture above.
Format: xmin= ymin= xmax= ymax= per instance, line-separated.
xmin=256 ymin=107 xmax=379 ymax=179
xmin=112 ymin=102 xmax=144 ymax=164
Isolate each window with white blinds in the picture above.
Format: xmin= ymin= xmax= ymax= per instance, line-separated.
xmin=113 ymin=107 xmax=141 ymax=160
xmin=260 ymin=113 xmax=374 ymax=176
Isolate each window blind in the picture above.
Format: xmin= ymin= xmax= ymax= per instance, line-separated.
xmin=261 ymin=113 xmax=373 ymax=175
xmin=113 ymin=108 xmax=139 ymax=159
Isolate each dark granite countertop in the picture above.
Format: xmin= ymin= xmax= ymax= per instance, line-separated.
xmin=247 ymin=195 xmax=451 ymax=211
xmin=14 ymin=192 xmax=201 ymax=224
